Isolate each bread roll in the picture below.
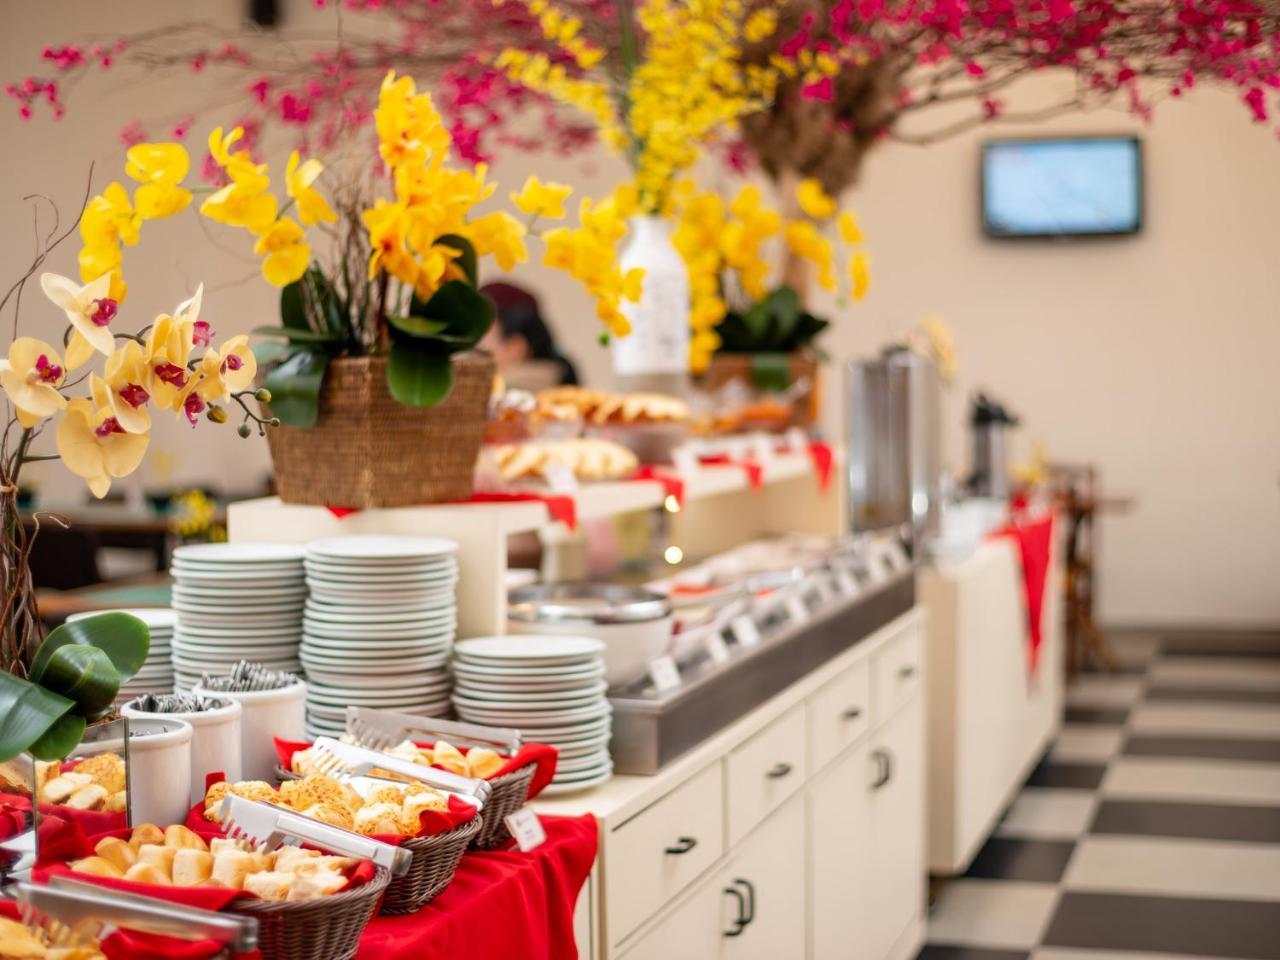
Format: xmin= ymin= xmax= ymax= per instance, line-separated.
xmin=75 ymin=753 xmax=126 ymax=793
xmin=353 ymin=802 xmax=402 ymax=835
xmin=210 ymin=850 xmax=256 ymax=890
xmin=136 ymin=844 xmax=177 ymax=881
xmin=301 ymin=802 xmax=354 ymax=831
xmin=243 ymin=871 xmax=295 ymax=900
xmin=208 ymin=837 xmax=244 ymax=856
xmin=129 ymin=823 xmax=165 ymax=850
xmin=289 ymin=854 xmax=354 ymax=876
xmin=40 ymin=775 xmax=83 ymax=805
xmin=71 ymin=856 xmax=124 ymax=879
xmin=93 ymin=836 xmax=137 ymax=872
xmin=0 ymin=915 xmax=45 ymax=958
xmin=123 ymin=863 xmax=169 ymax=886
xmin=164 ymin=824 xmax=208 ymax=851
xmin=466 ymin=748 xmax=504 ymax=779
xmin=104 ymin=790 xmax=127 ymax=814
xmin=431 ymin=740 xmax=468 ymax=777
xmin=367 ymin=784 xmax=407 ymax=806
xmin=65 ymin=784 xmax=108 ymax=811
xmin=172 ymin=848 xmax=214 ymax=887
xmin=288 ymin=869 xmax=347 ymax=900
xmin=272 ymin=846 xmax=317 ymax=873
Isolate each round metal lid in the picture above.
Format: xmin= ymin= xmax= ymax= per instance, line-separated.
xmin=508 ymin=583 xmax=672 ymax=625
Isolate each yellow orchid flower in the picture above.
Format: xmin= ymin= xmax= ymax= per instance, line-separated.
xmin=253 ymin=217 xmax=310 ymax=287
xmin=126 ymin=142 xmax=193 ymax=219
xmin=195 ymin=334 xmax=257 ymax=402
xmin=208 ymin=126 xmax=245 ymax=166
xmin=838 ymin=210 xmax=864 ymax=245
xmin=98 ymin=340 xmax=153 ymax=435
xmin=467 ymin=211 xmax=528 ymax=272
xmin=200 ymin=168 xmax=278 ymax=236
xmin=363 ymin=200 xmax=415 ymax=283
xmin=510 ymin=175 xmax=573 ymax=220
xmin=797 ymin=178 xmax=837 ymax=220
xmin=145 ymin=311 xmax=197 ymax=412
xmin=80 ymin=182 xmax=141 ymax=250
xmin=0 ymin=337 xmax=69 ymax=428
xmin=55 ymin=397 xmax=150 ymax=499
xmin=285 ymin=151 xmax=336 ymax=227
xmin=40 ymin=272 xmax=118 ymax=360
xmin=850 ymin=251 xmax=871 ymax=301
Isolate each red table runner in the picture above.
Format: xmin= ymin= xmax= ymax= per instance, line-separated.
xmin=989 ymin=512 xmax=1055 ymax=672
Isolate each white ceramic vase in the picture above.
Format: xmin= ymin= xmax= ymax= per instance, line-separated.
xmin=125 ymin=717 xmax=193 ymax=827
xmin=612 ymin=215 xmax=690 ymax=390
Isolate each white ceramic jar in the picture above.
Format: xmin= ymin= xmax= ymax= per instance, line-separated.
xmin=612 ymin=214 xmax=691 ymax=394
xmin=123 ymin=696 xmax=242 ymax=805
xmin=124 ymin=717 xmax=193 ymax=827
xmin=192 ymin=680 xmax=306 ymax=782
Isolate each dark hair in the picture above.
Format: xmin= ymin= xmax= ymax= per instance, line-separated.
xmin=480 ymin=281 xmax=579 ymax=385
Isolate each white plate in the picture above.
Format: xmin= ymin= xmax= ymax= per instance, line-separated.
xmin=308 ymin=592 xmax=455 ymax=607
xmin=177 ymin=612 xmax=302 ymax=628
xmin=454 ymin=635 xmax=604 ymax=663
xmin=300 ymin=640 xmax=449 ymax=659
xmin=453 ymin=691 xmax=605 ymax=712
xmin=300 ymin=656 xmax=449 ymax=675
xmin=306 ymin=536 xmax=458 ymax=561
xmin=558 ymin=738 xmax=612 ymax=758
xmin=174 ymin=575 xmax=306 ymax=590
xmin=174 ymin=542 xmax=306 ymax=564
xmin=304 ymin=679 xmax=450 ymax=697
xmin=302 ymin=621 xmax=455 ymax=640
xmin=303 ymin=606 xmax=456 ymax=624
xmin=173 ymin=647 xmax=300 ymax=663
xmin=173 ymin=584 xmax=308 ymax=600
xmin=306 ymin=688 xmax=450 ymax=708
xmin=453 ymin=672 xmax=603 ymax=692
xmin=305 ymin=556 xmax=457 ymax=573
xmin=556 ymin=750 xmax=612 ymax=774
xmin=452 ymin=681 xmax=607 ymax=703
xmin=172 ymin=562 xmax=303 ymax=578
xmin=173 ymin=622 xmax=303 ymax=638
xmin=455 ymin=701 xmax=610 ymax=725
xmin=450 ymin=660 xmax=605 ymax=679
xmin=476 ymin=716 xmax=612 ymax=740
xmin=541 ymin=767 xmax=613 ymax=795
xmin=303 ymin=565 xmax=458 ymax=582
xmin=67 ymin=608 xmax=178 ymax=629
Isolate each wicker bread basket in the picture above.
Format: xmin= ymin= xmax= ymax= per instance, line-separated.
xmin=380 ymin=813 xmax=483 ymax=915
xmin=265 ymin=351 xmax=494 ymax=508
xmin=227 ymin=864 xmax=390 ymax=960
xmin=470 ymin=763 xmax=536 ymax=850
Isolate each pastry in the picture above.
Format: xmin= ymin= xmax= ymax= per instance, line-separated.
xmin=164 ymin=824 xmax=208 ymax=851
xmin=210 ymin=850 xmax=256 ymax=890
xmin=288 ymin=869 xmax=347 ymax=900
xmin=171 ymin=848 xmax=213 ymax=886
xmin=69 ymin=856 xmax=124 ymax=879
xmin=466 ymin=747 xmax=504 ymax=779
xmin=39 ymin=773 xmax=89 ymax=805
xmin=0 ymin=916 xmax=46 ymax=958
xmin=74 ymin=753 xmax=125 ymax=794
xmin=430 ymin=740 xmax=468 ymax=776
xmin=366 ymin=784 xmax=408 ymax=806
xmin=136 ymin=844 xmax=176 ymax=880
xmin=122 ymin=863 xmax=169 ymax=886
xmin=353 ymin=802 xmax=401 ymax=835
xmin=300 ymin=802 xmax=354 ymax=831
xmin=64 ymin=785 xmax=108 ymax=811
xmin=243 ymin=871 xmax=295 ymax=900
xmin=93 ymin=836 xmax=137 ymax=872
xmin=208 ymin=838 xmax=244 ymax=856
xmin=129 ymin=823 xmax=165 ymax=849
xmin=103 ymin=791 xmax=127 ymax=814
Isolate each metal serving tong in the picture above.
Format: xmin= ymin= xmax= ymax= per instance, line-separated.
xmin=219 ymin=794 xmax=412 ymax=877
xmin=13 ymin=877 xmax=259 ymax=953
xmin=309 ymin=737 xmax=492 ymax=808
xmin=346 ymin=706 xmax=523 ymax=755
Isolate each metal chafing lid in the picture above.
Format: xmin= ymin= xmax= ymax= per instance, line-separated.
xmin=508 ymin=582 xmax=673 ymax=625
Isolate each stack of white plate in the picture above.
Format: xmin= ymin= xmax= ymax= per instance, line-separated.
xmin=169 ymin=543 xmax=306 ymax=690
xmin=452 ymin=635 xmax=612 ymax=794
xmin=301 ymin=535 xmax=459 ymax=739
xmin=67 ymin=607 xmax=177 ymax=702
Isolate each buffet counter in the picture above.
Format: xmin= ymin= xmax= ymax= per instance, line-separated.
xmin=920 ymin=515 xmax=1064 ymax=875
xmin=536 ymin=604 xmax=927 ymax=960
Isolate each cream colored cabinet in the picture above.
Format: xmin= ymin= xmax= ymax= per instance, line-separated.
xmin=808 ymin=740 xmax=874 ymax=960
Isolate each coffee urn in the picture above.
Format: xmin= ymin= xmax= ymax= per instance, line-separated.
xmin=969 ymin=392 xmax=1018 ymax=499
xmin=846 ymin=349 xmax=942 ymax=550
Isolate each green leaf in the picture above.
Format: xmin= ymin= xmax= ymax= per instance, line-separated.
xmin=414 ymin=280 xmax=495 ymax=347
xmin=31 ymin=612 xmax=150 ymax=685
xmin=28 ymin=712 xmax=88 ymax=762
xmin=263 ymin=349 xmax=329 ymax=428
xmin=434 ymin=234 xmax=478 ymax=286
xmin=387 ymin=340 xmax=454 ymax=407
xmin=749 ymin=353 xmax=793 ymax=393
xmin=305 ymin=269 xmax=347 ymax=339
xmin=0 ymin=672 xmax=75 ymax=762
xmin=252 ymin=340 xmax=292 ymax=367
xmin=251 ymin=326 xmax=340 ymax=344
xmin=743 ymin=301 xmax=770 ymax=344
xmin=767 ymin=287 xmax=802 ymax=348
xmin=280 ymin=276 xmax=309 ymax=332
xmin=387 ymin=315 xmax=449 ymax=339
xmin=37 ymin=645 xmax=120 ymax=719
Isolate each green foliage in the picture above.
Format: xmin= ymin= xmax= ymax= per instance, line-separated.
xmin=0 ymin=613 xmax=150 ymax=762
xmin=716 ymin=285 xmax=831 ymax=356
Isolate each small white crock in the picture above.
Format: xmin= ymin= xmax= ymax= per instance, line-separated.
xmin=192 ymin=679 xmax=306 ymax=782
xmin=123 ymin=696 xmax=242 ymax=805
xmin=124 ymin=717 xmax=193 ymax=827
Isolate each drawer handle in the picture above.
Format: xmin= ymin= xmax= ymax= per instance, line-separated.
xmin=664 ymin=836 xmax=698 ymax=855
xmin=871 ymin=748 xmax=893 ymax=790
xmin=842 ymin=706 xmax=864 ymax=721
xmin=897 ymin=665 xmax=916 ymax=680
xmin=722 ymin=885 xmax=748 ymax=937
xmin=735 ymin=877 xmax=756 ymax=925
xmin=766 ymin=762 xmax=793 ymax=780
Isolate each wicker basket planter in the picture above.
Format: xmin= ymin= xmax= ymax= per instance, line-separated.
xmin=227 ymin=865 xmax=390 ymax=960
xmin=265 ymin=351 xmax=494 ymax=509
xmin=470 ymin=763 xmax=536 ymax=850
xmin=381 ymin=813 xmax=483 ymax=915
xmin=698 ymin=350 xmax=821 ymax=429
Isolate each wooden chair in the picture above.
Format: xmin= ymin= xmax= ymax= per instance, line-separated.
xmin=1047 ymin=462 xmax=1117 ymax=676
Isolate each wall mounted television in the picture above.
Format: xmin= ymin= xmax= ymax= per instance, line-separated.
xmin=981 ymin=136 xmax=1143 ymax=238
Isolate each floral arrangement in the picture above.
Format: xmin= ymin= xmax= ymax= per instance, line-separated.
xmin=670 ymin=178 xmax=871 ymax=371
xmin=168 ymin=489 xmax=226 ymax=543
xmin=70 ymin=70 xmax=642 ymax=424
xmin=496 ymin=0 xmax=781 ymax=211
xmin=903 ymin=315 xmax=958 ymax=385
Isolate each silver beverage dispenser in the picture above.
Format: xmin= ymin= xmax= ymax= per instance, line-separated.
xmin=846 ymin=350 xmax=942 ymax=550
xmin=969 ymin=392 xmax=1018 ymax=499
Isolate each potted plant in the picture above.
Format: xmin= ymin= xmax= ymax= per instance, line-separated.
xmin=670 ymin=181 xmax=870 ymax=428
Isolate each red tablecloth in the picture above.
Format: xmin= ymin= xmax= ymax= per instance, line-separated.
xmin=990 ymin=512 xmax=1055 ymax=672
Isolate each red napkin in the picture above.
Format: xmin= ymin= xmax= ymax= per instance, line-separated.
xmin=989 ymin=513 xmax=1056 ymax=672
xmin=327 ymin=491 xmax=580 ymax=531
xmin=0 ymin=788 xmax=128 ymax=838
xmin=698 ymin=454 xmax=764 ymax=489
xmin=0 ymin=793 xmax=30 ymax=839
xmin=274 ymin=737 xmax=559 ymax=801
xmin=807 ymin=441 xmax=835 ymax=491
xmin=0 ymin=898 xmax=233 ymax=960
xmin=633 ymin=465 xmax=686 ymax=508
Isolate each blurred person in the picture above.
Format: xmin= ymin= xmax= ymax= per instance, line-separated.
xmin=480 ymin=282 xmax=580 ymax=390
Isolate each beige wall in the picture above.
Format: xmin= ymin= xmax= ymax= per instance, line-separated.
xmin=3 ymin=2 xmax=1277 ymax=627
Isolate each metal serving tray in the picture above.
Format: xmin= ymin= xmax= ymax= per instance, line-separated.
xmin=607 ymin=567 xmax=916 ymax=774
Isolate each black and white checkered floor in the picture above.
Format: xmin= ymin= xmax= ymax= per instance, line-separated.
xmin=919 ymin=633 xmax=1280 ymax=960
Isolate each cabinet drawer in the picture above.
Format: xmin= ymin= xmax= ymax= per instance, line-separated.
xmin=725 ymin=704 xmax=806 ymax=846
xmin=808 ymin=659 xmax=872 ymax=772
xmin=607 ymin=762 xmax=724 ymax=945
xmin=873 ymin=627 xmax=922 ymax=722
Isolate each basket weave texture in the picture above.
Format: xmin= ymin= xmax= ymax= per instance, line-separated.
xmin=381 ymin=813 xmax=483 ymax=915
xmin=266 ymin=351 xmax=494 ymax=508
xmin=470 ymin=763 xmax=536 ymax=850
xmin=227 ymin=864 xmax=390 ymax=960
xmin=698 ymin=349 xmax=821 ymax=428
